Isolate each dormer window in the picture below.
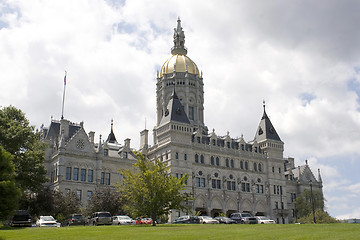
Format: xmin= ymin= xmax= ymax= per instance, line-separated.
xmin=123 ymin=152 xmax=128 ymax=159
xmin=104 ymin=149 xmax=108 ymax=156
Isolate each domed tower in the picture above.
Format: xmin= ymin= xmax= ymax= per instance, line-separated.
xmin=156 ymin=18 xmax=206 ymax=131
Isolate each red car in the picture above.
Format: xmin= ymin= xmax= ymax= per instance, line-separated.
xmin=136 ymin=218 xmax=153 ymax=225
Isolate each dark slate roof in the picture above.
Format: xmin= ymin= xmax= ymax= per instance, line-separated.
xmin=106 ymin=128 xmax=117 ymax=143
xmin=45 ymin=120 xmax=81 ymax=142
xmin=254 ymin=108 xmax=281 ymax=142
xmin=160 ymin=89 xmax=190 ymax=125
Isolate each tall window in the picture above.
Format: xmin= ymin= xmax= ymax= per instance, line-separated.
xmin=225 ymin=159 xmax=229 ymax=167
xmin=216 ymin=157 xmax=220 ymax=166
xmin=175 ymin=152 xmax=179 ymax=160
xmin=76 ymin=190 xmax=82 ymax=200
xmin=240 ymin=160 xmax=244 ymax=169
xmin=211 ymin=156 xmax=214 ymax=165
xmin=230 ymin=159 xmax=234 ymax=168
xmin=254 ymin=163 xmax=257 ymax=172
xmin=258 ymin=163 xmax=262 ymax=172
xmin=105 ymin=173 xmax=110 ymax=185
xmin=88 ymin=169 xmax=93 ymax=182
xmin=66 ymin=167 xmax=72 ymax=180
xmin=189 ymin=106 xmax=194 ymax=120
xmin=200 ymin=155 xmax=204 ymax=164
xmin=87 ymin=191 xmax=93 ymax=201
xmin=212 ymin=139 xmax=216 ymax=146
xmin=195 ymin=154 xmax=199 ymax=163
xmin=100 ymin=172 xmax=105 ymax=185
xmin=245 ymin=161 xmax=249 ymax=170
xmin=81 ymin=169 xmax=86 ymax=181
xmin=184 ymin=153 xmax=187 ymax=160
xmin=73 ymin=168 xmax=79 ymax=181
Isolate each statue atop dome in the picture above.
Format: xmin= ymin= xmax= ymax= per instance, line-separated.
xmin=171 ymin=17 xmax=187 ymax=55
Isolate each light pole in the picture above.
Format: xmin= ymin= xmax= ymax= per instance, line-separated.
xmin=309 ymin=180 xmax=316 ymax=223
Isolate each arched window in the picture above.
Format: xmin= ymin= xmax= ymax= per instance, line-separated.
xmin=225 ymin=158 xmax=229 ymax=167
xmin=195 ymin=154 xmax=199 ymax=163
xmin=258 ymin=163 xmax=262 ymax=172
xmin=245 ymin=161 xmax=249 ymax=170
xmin=230 ymin=159 xmax=234 ymax=168
xmin=254 ymin=162 xmax=257 ymax=171
xmin=211 ymin=156 xmax=215 ymax=165
xmin=200 ymin=155 xmax=204 ymax=164
xmin=240 ymin=160 xmax=244 ymax=169
xmin=216 ymin=157 xmax=220 ymax=166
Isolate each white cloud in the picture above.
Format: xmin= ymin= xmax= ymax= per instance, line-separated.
xmin=1 ymin=0 xmax=360 ymax=218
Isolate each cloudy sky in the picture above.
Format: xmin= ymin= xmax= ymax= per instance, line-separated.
xmin=1 ymin=0 xmax=359 ymax=219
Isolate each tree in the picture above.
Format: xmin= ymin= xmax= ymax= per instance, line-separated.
xmin=0 ymin=106 xmax=47 ymax=193
xmin=297 ymin=209 xmax=339 ymax=224
xmin=84 ymin=187 xmax=124 ymax=217
xmin=0 ymin=146 xmax=21 ymax=220
xmin=117 ymin=152 xmax=192 ymax=226
xmin=295 ymin=189 xmax=324 ymax=219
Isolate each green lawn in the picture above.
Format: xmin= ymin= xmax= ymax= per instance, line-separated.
xmin=1 ymin=224 xmax=359 ymax=240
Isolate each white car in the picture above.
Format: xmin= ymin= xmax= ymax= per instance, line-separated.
xmin=112 ymin=215 xmax=136 ymax=225
xmin=199 ymin=216 xmax=219 ymax=224
xmin=36 ymin=216 xmax=59 ymax=227
xmin=256 ymin=216 xmax=276 ymax=224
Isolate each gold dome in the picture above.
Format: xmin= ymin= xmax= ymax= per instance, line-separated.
xmin=160 ymin=54 xmax=199 ymax=77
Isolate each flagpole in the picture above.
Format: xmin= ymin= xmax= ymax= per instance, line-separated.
xmin=61 ymin=71 xmax=67 ymax=120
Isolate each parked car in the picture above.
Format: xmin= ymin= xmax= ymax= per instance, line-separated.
xmin=173 ymin=215 xmax=200 ymax=224
xmin=256 ymin=216 xmax=276 ymax=224
xmin=198 ymin=216 xmax=219 ymax=224
xmin=61 ymin=214 xmax=86 ymax=226
xmin=113 ymin=215 xmax=136 ymax=225
xmin=230 ymin=212 xmax=258 ymax=224
xmin=9 ymin=210 xmax=32 ymax=227
xmin=214 ymin=216 xmax=237 ymax=224
xmin=36 ymin=216 xmax=58 ymax=227
xmin=89 ymin=212 xmax=112 ymax=226
xmin=136 ymin=217 xmax=153 ymax=225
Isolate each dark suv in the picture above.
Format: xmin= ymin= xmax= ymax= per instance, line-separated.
xmin=9 ymin=210 xmax=32 ymax=227
xmin=230 ymin=212 xmax=258 ymax=224
xmin=62 ymin=214 xmax=86 ymax=226
xmin=89 ymin=212 xmax=112 ymax=226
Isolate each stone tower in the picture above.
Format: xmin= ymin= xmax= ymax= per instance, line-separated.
xmin=156 ymin=18 xmax=205 ymax=134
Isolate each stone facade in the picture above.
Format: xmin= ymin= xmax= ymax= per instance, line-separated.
xmin=41 ymin=18 xmax=323 ymax=223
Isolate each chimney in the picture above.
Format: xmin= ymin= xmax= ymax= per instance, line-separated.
xmin=124 ymin=138 xmax=131 ymax=149
xmin=140 ymin=129 xmax=149 ymax=150
xmin=88 ymin=131 xmax=95 ymax=144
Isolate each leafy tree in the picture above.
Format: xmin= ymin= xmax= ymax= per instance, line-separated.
xmin=117 ymin=152 xmax=192 ymax=226
xmin=0 ymin=146 xmax=21 ymax=220
xmin=26 ymin=187 xmax=81 ymax=220
xmin=297 ymin=209 xmax=339 ymax=224
xmin=84 ymin=187 xmax=124 ymax=217
xmin=0 ymin=106 xmax=47 ymax=193
xmin=295 ymin=189 xmax=324 ymax=219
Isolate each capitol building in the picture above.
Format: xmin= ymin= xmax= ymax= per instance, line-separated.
xmin=41 ymin=19 xmax=323 ymax=224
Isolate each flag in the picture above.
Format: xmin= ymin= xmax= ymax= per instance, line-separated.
xmin=64 ymin=71 xmax=67 ymax=85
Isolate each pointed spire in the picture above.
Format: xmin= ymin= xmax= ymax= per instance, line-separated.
xmin=171 ymin=17 xmax=187 ymax=55
xmin=97 ymin=134 xmax=103 ymax=152
xmin=318 ymin=168 xmax=322 ymax=182
xmin=106 ymin=119 xmax=118 ymax=144
xmin=254 ymin=101 xmax=282 ymax=142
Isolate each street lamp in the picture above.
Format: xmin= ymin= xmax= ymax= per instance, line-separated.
xmin=309 ymin=180 xmax=316 ymax=224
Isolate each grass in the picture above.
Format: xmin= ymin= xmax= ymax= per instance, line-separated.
xmin=1 ymin=224 xmax=360 ymax=240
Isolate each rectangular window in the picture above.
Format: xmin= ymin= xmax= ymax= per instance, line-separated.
xmin=184 ymin=154 xmax=187 ymax=160
xmin=212 ymin=139 xmax=216 ymax=146
xmin=73 ymin=168 xmax=79 ymax=181
xmin=175 ymin=173 xmax=179 ymax=179
xmin=104 ymin=149 xmax=108 ymax=156
xmin=87 ymin=191 xmax=93 ymax=201
xmin=196 ymin=177 xmax=200 ymax=187
xmin=227 ymin=181 xmax=231 ymax=190
xmin=241 ymin=183 xmax=246 ymax=192
xmin=197 ymin=137 xmax=200 ymax=143
xmin=274 ymin=185 xmax=276 ymax=194
xmin=281 ymin=202 xmax=284 ymax=209
xmin=217 ymin=180 xmax=221 ymax=189
xmin=232 ymin=182 xmax=236 ymax=191
xmin=275 ymin=201 xmax=278 ymax=209
xmin=88 ymin=170 xmax=93 ymax=182
xmin=81 ymin=169 xmax=86 ymax=182
xmin=272 ymin=166 xmax=275 ymax=173
xmin=212 ymin=179 xmax=216 ymax=189
xmin=260 ymin=185 xmax=264 ymax=193
xmin=100 ymin=172 xmax=105 ymax=184
xmin=76 ymin=190 xmax=82 ymax=200
xmin=246 ymin=183 xmax=250 ymax=192
xmin=201 ymin=178 xmax=206 ymax=188
xmin=105 ymin=173 xmax=110 ymax=185
xmin=66 ymin=167 xmax=71 ymax=180
xmin=175 ymin=152 xmax=178 ymax=159
xmin=280 ymin=186 xmax=283 ymax=195
xmin=189 ymin=106 xmax=194 ymax=120
xmin=50 ymin=171 xmax=54 ymax=183
xmin=256 ymin=185 xmax=260 ymax=193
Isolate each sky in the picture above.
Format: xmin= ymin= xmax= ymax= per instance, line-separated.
xmin=1 ymin=0 xmax=360 ymax=219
